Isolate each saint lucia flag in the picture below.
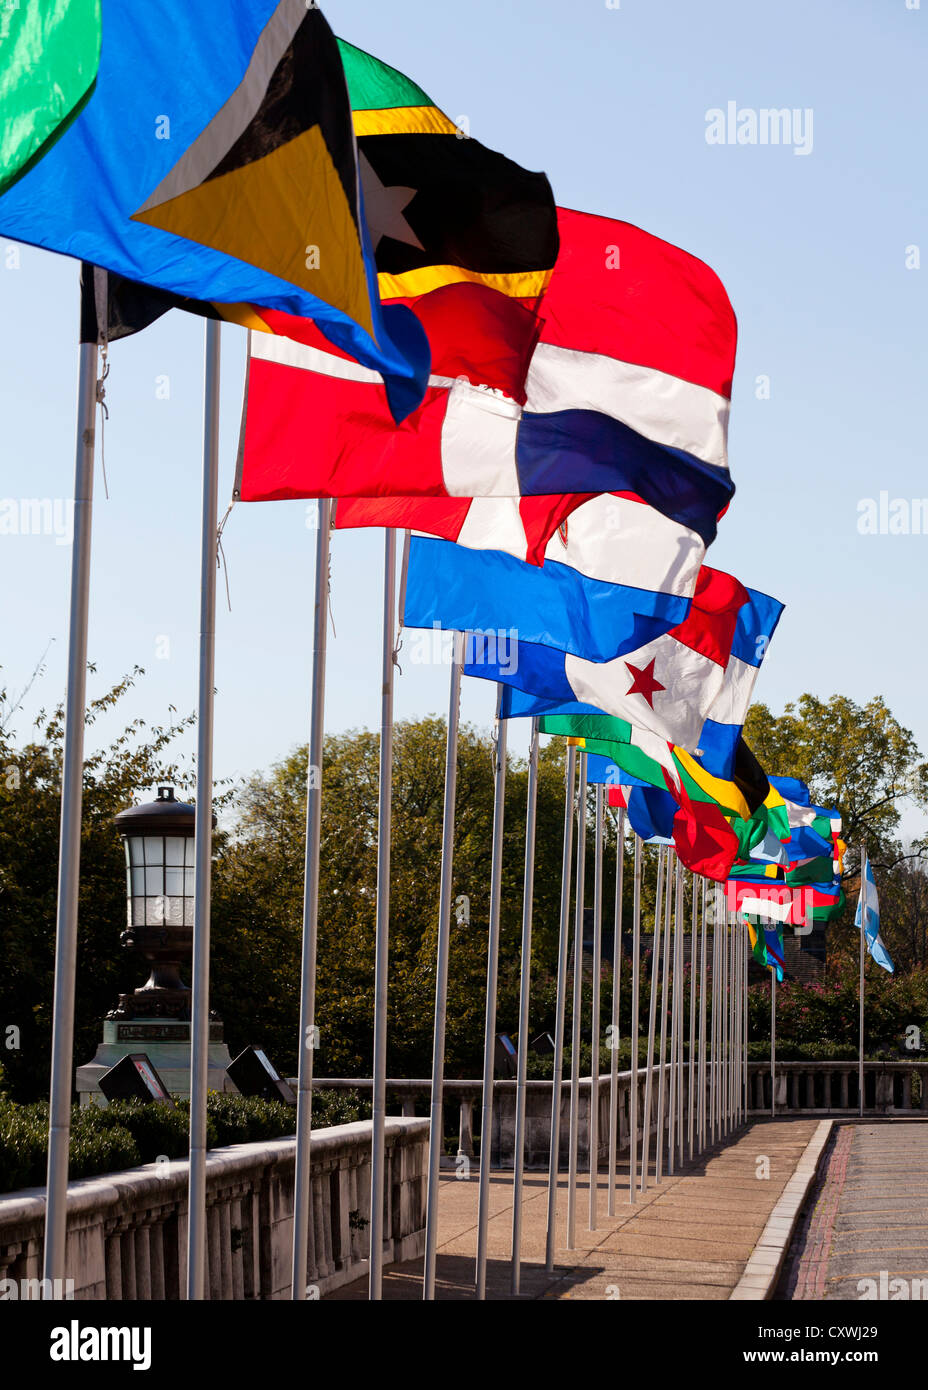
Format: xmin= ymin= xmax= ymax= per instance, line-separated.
xmin=0 ymin=1 xmax=428 ymax=417
xmin=856 ymin=851 xmax=894 ymax=973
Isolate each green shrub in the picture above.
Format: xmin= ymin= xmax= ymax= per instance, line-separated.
xmin=190 ymin=1093 xmax=294 ymax=1146
xmin=312 ymin=1088 xmax=370 ymax=1129
xmin=104 ymin=1100 xmax=194 ymax=1162
xmin=0 ymin=1092 xmax=299 ymax=1194
xmin=69 ymin=1125 xmax=140 ymax=1181
xmin=0 ymin=1099 xmax=49 ymax=1192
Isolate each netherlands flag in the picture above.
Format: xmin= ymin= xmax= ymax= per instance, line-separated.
xmin=236 ymin=208 xmax=737 ymax=547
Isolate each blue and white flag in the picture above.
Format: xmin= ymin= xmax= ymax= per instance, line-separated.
xmin=404 ymin=493 xmax=703 ymax=665
xmin=855 ymin=851 xmax=894 ymax=974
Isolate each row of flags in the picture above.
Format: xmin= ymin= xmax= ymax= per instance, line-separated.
xmin=8 ymin=4 xmax=898 ymax=1308
xmin=3 ymin=6 xmax=875 ymax=967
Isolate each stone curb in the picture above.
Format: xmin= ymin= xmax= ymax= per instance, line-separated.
xmin=729 ymin=1119 xmax=834 ymax=1301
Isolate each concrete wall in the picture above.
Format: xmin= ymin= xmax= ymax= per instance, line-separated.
xmin=0 ymin=1117 xmax=428 ymax=1300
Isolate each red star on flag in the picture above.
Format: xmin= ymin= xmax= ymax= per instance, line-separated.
xmin=624 ymin=657 xmax=665 ymax=709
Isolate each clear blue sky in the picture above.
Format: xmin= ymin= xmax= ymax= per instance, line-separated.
xmin=1 ymin=0 xmax=925 ymax=837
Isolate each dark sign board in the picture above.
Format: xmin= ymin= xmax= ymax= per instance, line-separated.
xmin=99 ymin=1053 xmax=175 ymax=1107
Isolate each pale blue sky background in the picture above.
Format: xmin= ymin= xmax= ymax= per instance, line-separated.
xmin=1 ymin=0 xmax=925 ymax=836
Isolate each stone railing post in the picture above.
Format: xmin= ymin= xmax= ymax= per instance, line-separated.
xmin=875 ymin=1068 xmax=894 ymax=1114
xmin=458 ymin=1095 xmax=475 ymax=1160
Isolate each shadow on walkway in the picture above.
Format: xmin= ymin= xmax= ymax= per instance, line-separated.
xmin=329 ymin=1117 xmax=821 ymax=1301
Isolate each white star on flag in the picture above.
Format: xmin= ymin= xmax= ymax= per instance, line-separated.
xmin=359 ymin=151 xmax=424 ymax=253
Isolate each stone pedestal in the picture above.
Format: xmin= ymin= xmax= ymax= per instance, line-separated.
xmin=76 ymin=1018 xmax=235 ymax=1106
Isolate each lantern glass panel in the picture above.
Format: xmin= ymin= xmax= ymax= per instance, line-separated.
xmin=184 ymin=867 xmax=195 ymax=895
xmin=132 ymin=898 xmax=146 ymax=927
xmin=145 ymin=898 xmax=166 ymax=927
xmin=145 ymin=868 xmax=163 ymax=895
xmin=165 ymin=836 xmax=185 ymax=867
xmin=129 ymin=837 xmax=144 ymax=867
xmin=131 ymin=867 xmax=145 ymax=896
xmin=164 ymin=896 xmax=184 ymax=926
xmin=183 ymin=897 xmax=194 ymax=927
xmin=143 ymin=836 xmax=164 ymax=866
xmin=165 ymin=868 xmax=184 ymax=895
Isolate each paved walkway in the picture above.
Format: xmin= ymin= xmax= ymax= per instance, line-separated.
xmin=779 ymin=1120 xmax=928 ymax=1301
xmin=330 ymin=1117 xmax=820 ymax=1300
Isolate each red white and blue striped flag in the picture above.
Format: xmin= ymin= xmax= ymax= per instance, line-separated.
xmin=236 ymin=208 xmax=737 ymax=549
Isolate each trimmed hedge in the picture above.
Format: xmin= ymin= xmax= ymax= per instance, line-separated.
xmin=0 ymin=1088 xmax=371 ymax=1194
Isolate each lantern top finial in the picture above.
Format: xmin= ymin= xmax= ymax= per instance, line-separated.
xmin=114 ymin=787 xmax=200 ymax=836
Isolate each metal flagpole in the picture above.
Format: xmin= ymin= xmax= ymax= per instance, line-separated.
xmin=186 ymin=319 xmax=222 ymax=1300
xmin=733 ymin=922 xmax=739 ymax=1128
xmin=730 ymin=907 xmax=736 ymax=1127
xmin=735 ymin=922 xmax=743 ymax=1126
xmin=718 ymin=888 xmax=725 ymax=1138
xmin=655 ymin=852 xmax=672 ymax=1184
xmin=667 ymin=859 xmax=680 ymax=1176
xmin=729 ymin=907 xmax=736 ymax=1130
xmin=698 ymin=878 xmax=707 ymax=1153
xmin=42 ymin=331 xmax=99 ymax=1286
xmin=475 ymin=689 xmax=507 ymax=1299
xmin=688 ymin=876 xmax=697 ymax=1160
xmin=290 ymin=492 xmax=332 ymax=1301
xmin=369 ymin=528 xmax=396 ymax=1299
xmin=640 ymin=846 xmax=665 ymax=1192
xmin=676 ymin=865 xmax=685 ymax=1166
xmin=629 ymin=836 xmax=641 ymax=1202
xmin=588 ymin=784 xmax=604 ymax=1230
xmin=734 ymin=913 xmax=741 ymax=1126
xmin=740 ymin=924 xmax=747 ymax=1123
xmin=713 ymin=886 xmax=722 ymax=1142
xmin=709 ymin=887 xmax=718 ymax=1144
xmin=770 ymin=966 xmax=775 ymax=1116
xmin=743 ymin=923 xmax=749 ymax=1122
xmin=607 ymin=808 xmax=625 ymax=1216
xmin=722 ymin=901 xmax=730 ymax=1136
xmin=423 ymin=631 xmax=464 ymax=1300
xmin=511 ymin=719 xmax=539 ymax=1294
xmin=545 ymin=745 xmax=576 ymax=1271
xmin=859 ymin=847 xmax=866 ymax=1118
xmin=566 ymin=751 xmax=587 ymax=1250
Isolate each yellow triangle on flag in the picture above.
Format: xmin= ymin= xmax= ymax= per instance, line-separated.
xmin=133 ymin=126 xmax=372 ymax=335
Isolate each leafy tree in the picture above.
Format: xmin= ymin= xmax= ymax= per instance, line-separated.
xmin=878 ymin=857 xmax=928 ymax=971
xmin=212 ymin=721 xmax=645 ymax=1080
xmin=0 ymin=668 xmax=198 ymax=1101
xmin=745 ymin=694 xmax=928 ymax=864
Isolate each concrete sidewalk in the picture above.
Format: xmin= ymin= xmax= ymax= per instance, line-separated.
xmin=779 ymin=1120 xmax=928 ymax=1301
xmin=329 ymin=1117 xmax=820 ymax=1300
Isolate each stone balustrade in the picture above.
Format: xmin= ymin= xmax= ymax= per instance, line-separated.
xmin=311 ymin=1070 xmax=675 ymax=1170
xmin=311 ymin=1060 xmax=928 ymax=1169
xmin=0 ymin=1117 xmax=428 ymax=1300
xmin=747 ymin=1060 xmax=928 ymax=1114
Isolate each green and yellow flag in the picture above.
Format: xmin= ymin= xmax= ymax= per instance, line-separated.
xmin=539 ymin=713 xmax=769 ymax=821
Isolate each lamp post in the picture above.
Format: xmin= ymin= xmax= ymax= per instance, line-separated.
xmin=113 ymin=785 xmax=197 ymax=1019
xmin=76 ymin=786 xmax=232 ymax=1102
